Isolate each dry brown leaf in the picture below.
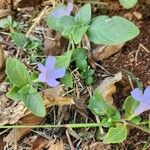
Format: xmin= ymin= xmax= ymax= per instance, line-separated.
xmin=0 ymin=94 xmax=27 ymax=125
xmin=0 ymin=45 xmax=5 ymax=69
xmin=44 ymin=29 xmax=68 ymax=56
xmin=96 ymin=72 xmax=122 ymax=106
xmin=0 ymin=9 xmax=11 ymax=18
xmin=92 ymin=44 xmax=124 ymax=61
xmin=1 ymin=86 xmax=74 ymax=125
xmin=0 ymin=136 xmax=5 ymax=150
xmin=31 ymin=138 xmax=65 ymax=150
xmin=3 ymin=114 xmax=43 ymax=144
xmin=41 ymin=87 xmax=74 ymax=108
xmin=31 ymin=137 xmax=48 ymax=150
xmin=82 ymin=141 xmax=111 ymax=150
xmin=0 ymin=0 xmax=11 ymax=9
xmin=16 ymin=0 xmax=43 ymax=8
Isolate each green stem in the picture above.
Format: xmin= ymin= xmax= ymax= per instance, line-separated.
xmin=0 ymin=123 xmax=101 ymax=129
xmin=123 ymin=120 xmax=150 ymax=135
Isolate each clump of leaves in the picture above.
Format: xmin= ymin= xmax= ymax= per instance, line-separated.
xmin=6 ymin=58 xmax=46 ymax=117
xmin=47 ymin=3 xmax=139 ymax=45
xmin=73 ymin=48 xmax=94 ymax=85
xmin=0 ymin=16 xmax=19 ymax=30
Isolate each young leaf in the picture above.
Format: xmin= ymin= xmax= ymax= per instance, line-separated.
xmin=87 ymin=16 xmax=140 ymax=45
xmin=75 ymin=3 xmax=91 ymax=25
xmin=47 ymin=15 xmax=75 ymax=33
xmin=103 ymin=124 xmax=127 ymax=143
xmin=119 ymin=0 xmax=138 ymax=9
xmin=56 ymin=50 xmax=73 ymax=69
xmin=72 ymin=25 xmax=89 ymax=44
xmin=0 ymin=17 xmax=9 ymax=28
xmin=61 ymin=72 xmax=73 ymax=88
xmin=73 ymin=48 xmax=88 ymax=60
xmin=23 ymin=87 xmax=46 ymax=117
xmin=11 ymin=32 xmax=27 ymax=48
xmin=124 ymin=96 xmax=139 ymax=119
xmin=59 ymin=16 xmax=75 ymax=31
xmin=47 ymin=15 xmax=60 ymax=31
xmin=6 ymin=58 xmax=31 ymax=87
xmin=88 ymin=91 xmax=115 ymax=117
xmin=18 ymin=84 xmax=36 ymax=94
xmin=6 ymin=86 xmax=23 ymax=101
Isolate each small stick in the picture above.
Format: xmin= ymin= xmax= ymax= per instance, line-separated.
xmin=26 ymin=6 xmax=49 ymax=37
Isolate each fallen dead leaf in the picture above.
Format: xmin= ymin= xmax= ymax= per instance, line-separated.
xmin=31 ymin=137 xmax=65 ymax=150
xmin=31 ymin=137 xmax=47 ymax=150
xmin=0 ymin=94 xmax=27 ymax=125
xmin=0 ymin=0 xmax=11 ymax=9
xmin=15 ymin=0 xmax=43 ymax=8
xmin=44 ymin=29 xmax=68 ymax=56
xmin=0 ymin=136 xmax=5 ymax=150
xmin=0 ymin=9 xmax=11 ymax=18
xmin=96 ymin=72 xmax=122 ymax=106
xmin=0 ymin=86 xmax=74 ymax=125
xmin=82 ymin=141 xmax=111 ymax=150
xmin=92 ymin=44 xmax=124 ymax=61
xmin=41 ymin=87 xmax=74 ymax=108
xmin=3 ymin=113 xmax=43 ymax=144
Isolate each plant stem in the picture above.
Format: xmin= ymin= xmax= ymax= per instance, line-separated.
xmin=0 ymin=123 xmax=101 ymax=129
xmin=123 ymin=120 xmax=150 ymax=135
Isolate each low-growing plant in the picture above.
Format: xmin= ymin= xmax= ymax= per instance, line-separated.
xmin=3 ymin=2 xmax=150 ymax=145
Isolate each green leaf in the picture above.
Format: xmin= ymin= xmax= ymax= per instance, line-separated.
xmin=6 ymin=58 xmax=31 ymax=87
xmin=0 ymin=17 xmax=9 ymax=28
xmin=119 ymin=0 xmax=138 ymax=9
xmin=85 ymin=76 xmax=93 ymax=85
xmin=81 ymin=69 xmax=95 ymax=79
xmin=130 ymin=116 xmax=141 ymax=124
xmin=73 ymin=48 xmax=88 ymax=60
xmin=76 ymin=59 xmax=87 ymax=70
xmin=59 ymin=16 xmax=75 ymax=31
xmin=47 ymin=15 xmax=60 ymax=31
xmin=103 ymin=124 xmax=127 ymax=143
xmin=124 ymin=96 xmax=139 ymax=119
xmin=55 ymin=50 xmax=73 ymax=69
xmin=61 ymin=72 xmax=73 ymax=88
xmin=88 ymin=91 xmax=115 ymax=117
xmin=11 ymin=32 xmax=27 ymax=48
xmin=87 ymin=16 xmax=140 ymax=45
xmin=18 ymin=85 xmax=36 ymax=94
xmin=23 ymin=87 xmax=46 ymax=117
xmin=75 ymin=3 xmax=91 ymax=25
xmin=47 ymin=13 xmax=75 ymax=33
xmin=72 ymin=25 xmax=89 ymax=44
xmin=6 ymin=86 xmax=23 ymax=101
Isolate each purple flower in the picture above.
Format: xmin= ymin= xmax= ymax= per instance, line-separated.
xmin=131 ymin=87 xmax=150 ymax=115
xmin=38 ymin=56 xmax=66 ymax=87
xmin=51 ymin=0 xmax=73 ymax=18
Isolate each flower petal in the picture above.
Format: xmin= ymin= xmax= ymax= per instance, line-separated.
xmin=38 ymin=73 xmax=47 ymax=82
xmin=45 ymin=56 xmax=56 ymax=70
xmin=51 ymin=5 xmax=67 ymax=18
xmin=38 ymin=63 xmax=45 ymax=72
xmin=50 ymin=68 xmax=66 ymax=79
xmin=65 ymin=2 xmax=73 ymax=15
xmin=47 ymin=79 xmax=59 ymax=87
xmin=131 ymin=88 xmax=143 ymax=102
xmin=143 ymin=86 xmax=150 ymax=103
xmin=134 ymin=102 xmax=150 ymax=116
